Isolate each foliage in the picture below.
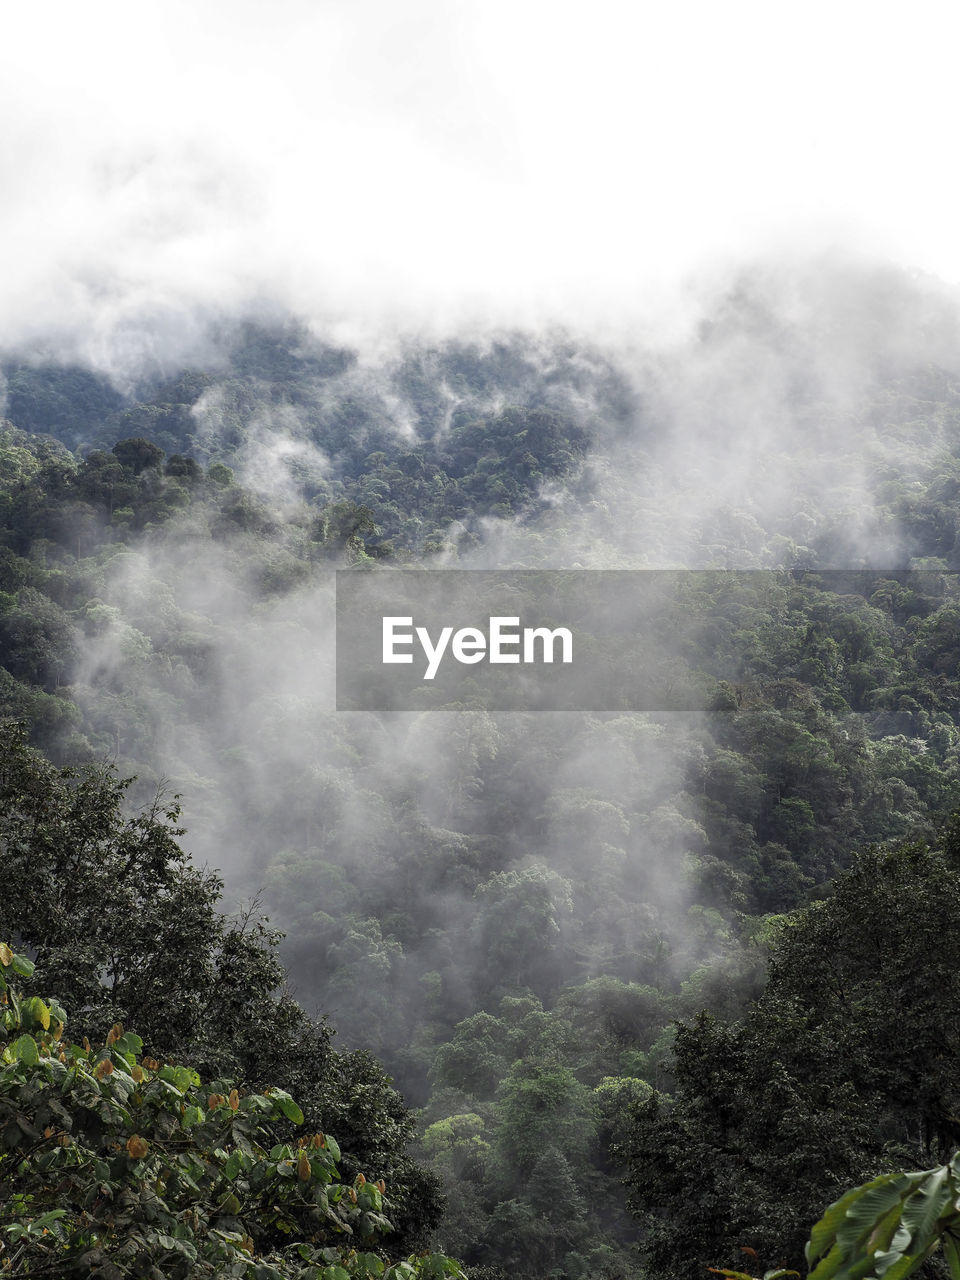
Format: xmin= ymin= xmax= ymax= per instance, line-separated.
xmin=624 ymin=824 xmax=960 ymax=1278
xmin=0 ymin=719 xmax=246 ymax=1054
xmin=0 ymin=942 xmax=465 ymax=1279
xmin=804 ymin=1152 xmax=960 ymax=1280
xmin=0 ymin=723 xmax=443 ymax=1255
xmin=4 ymin=309 xmax=960 ymax=1277
xmin=493 ymin=1063 xmax=596 ymax=1188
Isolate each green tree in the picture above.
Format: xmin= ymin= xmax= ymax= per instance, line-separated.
xmin=626 ymin=819 xmax=960 ymax=1278
xmin=0 ymin=942 xmax=465 ymax=1280
xmin=430 ymin=1014 xmax=513 ymax=1101
xmin=0 ymin=589 xmax=78 ymax=690
xmin=493 ymin=1062 xmax=597 ymax=1191
xmin=112 ymin=437 xmax=165 ymax=475
xmin=0 ymin=722 xmax=443 ymax=1254
xmin=473 ymin=866 xmax=573 ymax=995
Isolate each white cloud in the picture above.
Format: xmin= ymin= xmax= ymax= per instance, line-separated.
xmin=2 ymin=0 xmax=960 ymax=357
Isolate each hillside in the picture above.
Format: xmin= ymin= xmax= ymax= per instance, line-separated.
xmin=2 ymin=262 xmax=960 ymax=1277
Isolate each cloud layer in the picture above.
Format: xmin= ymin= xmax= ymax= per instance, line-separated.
xmin=4 ymin=0 xmax=960 ymax=360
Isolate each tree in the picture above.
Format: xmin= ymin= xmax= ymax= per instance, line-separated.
xmin=625 ymin=819 xmax=960 ymax=1278
xmin=112 ymin=437 xmax=165 ymax=475
xmin=419 ymin=1114 xmax=491 ymax=1259
xmin=493 ymin=1062 xmax=597 ymax=1190
xmin=473 ymin=865 xmax=573 ymax=996
xmin=0 ymin=941 xmax=465 ymax=1279
xmin=0 ymin=589 xmax=78 ymax=690
xmin=165 ymin=454 xmax=201 ymax=481
xmin=430 ymin=1013 xmax=513 ymax=1101
xmin=0 ymin=722 xmax=443 ymax=1254
xmin=0 ymin=718 xmax=276 ymax=1059
xmin=625 ymin=1001 xmax=879 ymax=1278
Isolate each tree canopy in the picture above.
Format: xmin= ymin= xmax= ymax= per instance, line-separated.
xmin=625 ymin=820 xmax=960 ymax=1277
xmin=0 ymin=941 xmax=463 ymax=1280
xmin=0 ymin=722 xmax=444 ymax=1259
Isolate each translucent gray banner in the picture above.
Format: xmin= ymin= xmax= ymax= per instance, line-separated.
xmin=335 ymin=569 xmax=959 ymax=711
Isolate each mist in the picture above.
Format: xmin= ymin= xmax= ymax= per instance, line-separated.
xmin=5 ymin=8 xmax=960 ymax=1271
xmin=4 ymin=1 xmax=960 ymax=370
xmin=6 ymin=252 xmax=949 ymax=1094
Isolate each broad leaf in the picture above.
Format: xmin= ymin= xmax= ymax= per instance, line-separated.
xmin=10 ymin=1033 xmax=39 ymax=1065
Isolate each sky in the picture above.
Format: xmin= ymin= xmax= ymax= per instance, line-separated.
xmin=2 ymin=0 xmax=960 ymax=355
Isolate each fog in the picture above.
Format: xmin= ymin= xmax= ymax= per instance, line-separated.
xmin=4 ymin=0 xmax=960 ymax=1142
xmin=5 ymin=13 xmax=960 ymax=1277
xmin=2 ymin=244 xmax=932 ymax=1100
xmin=3 ymin=0 xmax=960 ymax=368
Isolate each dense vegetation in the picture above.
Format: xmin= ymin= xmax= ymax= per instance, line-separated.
xmin=625 ymin=822 xmax=960 ymax=1275
xmin=0 ymin=934 xmax=464 ymax=1278
xmin=2 ymin=265 xmax=960 ymax=1276
xmin=0 ymin=722 xmax=447 ymax=1265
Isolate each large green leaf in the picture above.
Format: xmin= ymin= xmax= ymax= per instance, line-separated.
xmin=10 ymin=1034 xmax=39 ymax=1066
xmin=942 ymin=1231 xmax=960 ymax=1280
xmin=808 ymin=1161 xmax=960 ymax=1280
xmin=808 ymin=1174 xmax=907 ymax=1265
xmin=873 ymin=1248 xmax=931 ymax=1280
xmin=899 ymin=1166 xmax=952 ymax=1253
xmin=270 ymin=1088 xmax=305 ymax=1124
xmin=20 ymin=996 xmax=49 ymax=1029
xmin=868 ymin=1203 xmax=911 ymax=1261
xmin=835 ymin=1178 xmax=915 ymax=1253
xmin=114 ymin=1031 xmax=143 ymax=1058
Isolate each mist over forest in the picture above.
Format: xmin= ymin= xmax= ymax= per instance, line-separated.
xmin=2 ymin=252 xmax=960 ymax=1277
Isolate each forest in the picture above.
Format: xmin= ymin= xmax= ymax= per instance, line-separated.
xmin=2 ymin=260 xmax=960 ymax=1279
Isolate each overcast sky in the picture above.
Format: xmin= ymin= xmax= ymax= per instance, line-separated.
xmin=2 ymin=0 xmax=959 ymax=355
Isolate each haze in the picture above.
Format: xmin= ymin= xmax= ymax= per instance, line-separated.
xmin=2 ymin=0 xmax=958 ymax=360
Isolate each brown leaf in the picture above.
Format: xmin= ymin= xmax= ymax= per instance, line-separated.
xmin=94 ymin=1059 xmax=114 ymax=1080
xmin=228 ymin=1088 xmax=240 ymax=1112
xmin=126 ymin=1135 xmax=149 ymax=1159
xmin=0 ymin=943 xmax=13 ymax=967
xmin=106 ymin=1023 xmax=124 ymax=1046
xmin=297 ymin=1150 xmax=311 ymax=1181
